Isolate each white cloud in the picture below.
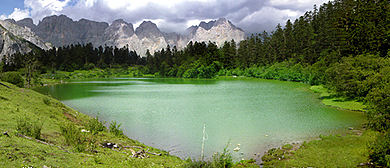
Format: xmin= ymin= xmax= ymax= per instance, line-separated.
xmin=3 ymin=0 xmax=329 ymax=34
xmin=268 ymin=0 xmax=328 ymax=11
xmin=0 ymin=14 xmax=7 ymax=20
xmin=237 ymin=6 xmax=304 ymax=34
xmin=8 ymin=8 xmax=31 ymax=21
xmin=25 ymin=0 xmax=70 ymax=11
xmin=23 ymin=0 xmax=70 ymax=22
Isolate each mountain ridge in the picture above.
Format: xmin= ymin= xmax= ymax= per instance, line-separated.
xmin=0 ymin=19 xmax=52 ymax=61
xmin=3 ymin=15 xmax=246 ymax=56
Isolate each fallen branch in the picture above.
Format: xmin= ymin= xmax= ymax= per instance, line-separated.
xmin=3 ymin=132 xmax=10 ymax=137
xmin=0 ymin=82 xmax=12 ymax=89
xmin=18 ymin=134 xmax=71 ymax=153
xmin=122 ymin=146 xmax=143 ymax=149
xmin=121 ymin=146 xmax=162 ymax=157
xmin=146 ymin=151 xmax=162 ymax=156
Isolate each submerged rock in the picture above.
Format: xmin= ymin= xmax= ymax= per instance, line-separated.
xmin=234 ymin=147 xmax=240 ymax=151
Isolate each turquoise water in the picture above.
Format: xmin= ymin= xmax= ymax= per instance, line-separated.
xmin=34 ymin=77 xmax=366 ymax=161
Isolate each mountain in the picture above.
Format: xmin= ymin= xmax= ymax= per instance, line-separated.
xmin=187 ymin=18 xmax=246 ymax=47
xmin=11 ymin=15 xmax=246 ymax=56
xmin=0 ymin=19 xmax=52 ymax=61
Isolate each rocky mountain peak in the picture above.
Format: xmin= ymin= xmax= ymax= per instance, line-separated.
xmin=1 ymin=15 xmax=246 ymax=57
xmin=110 ymin=19 xmax=134 ymax=34
xmin=187 ymin=18 xmax=246 ymax=47
xmin=199 ymin=20 xmax=216 ymax=30
xmin=135 ymin=21 xmax=162 ymax=39
xmin=0 ymin=19 xmax=51 ymax=60
xmin=16 ymin=18 xmax=36 ymax=29
xmin=197 ymin=18 xmax=231 ymax=30
xmin=215 ymin=18 xmax=243 ymax=31
xmin=103 ymin=19 xmax=135 ymax=42
xmin=39 ymin=15 xmax=74 ymax=27
xmin=186 ymin=18 xmax=243 ymax=36
xmin=111 ymin=19 xmax=127 ymax=25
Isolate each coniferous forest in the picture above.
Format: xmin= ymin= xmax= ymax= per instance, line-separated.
xmin=1 ymin=0 xmax=390 ymax=166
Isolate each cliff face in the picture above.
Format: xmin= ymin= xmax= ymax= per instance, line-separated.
xmin=11 ymin=15 xmax=246 ymax=56
xmin=0 ymin=19 xmax=51 ymax=61
xmin=0 ymin=27 xmax=31 ymax=61
xmin=187 ymin=18 xmax=246 ymax=47
xmin=32 ymin=15 xmax=109 ymax=47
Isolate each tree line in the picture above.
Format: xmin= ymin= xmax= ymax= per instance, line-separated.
xmin=1 ymin=43 xmax=146 ymax=73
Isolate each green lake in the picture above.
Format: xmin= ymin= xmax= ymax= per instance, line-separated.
xmin=34 ymin=77 xmax=366 ymax=161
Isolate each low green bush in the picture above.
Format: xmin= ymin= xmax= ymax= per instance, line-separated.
xmin=16 ymin=115 xmax=43 ymax=139
xmin=369 ymin=132 xmax=390 ymax=167
xmin=86 ymin=112 xmax=107 ymax=135
xmin=43 ymin=97 xmax=51 ymax=106
xmin=211 ymin=141 xmax=234 ymax=168
xmin=0 ymin=71 xmax=24 ymax=87
xmin=184 ymin=140 xmax=234 ymax=168
xmin=282 ymin=144 xmax=293 ymax=150
xmin=261 ymin=148 xmax=285 ymax=162
xmin=60 ymin=122 xmax=85 ymax=152
xmin=109 ymin=120 xmax=124 ymax=137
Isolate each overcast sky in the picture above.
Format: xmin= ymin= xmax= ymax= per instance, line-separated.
xmin=0 ymin=0 xmax=328 ymax=35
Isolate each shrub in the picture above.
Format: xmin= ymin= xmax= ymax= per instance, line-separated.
xmin=261 ymin=148 xmax=285 ymax=162
xmin=184 ymin=159 xmax=211 ymax=168
xmin=43 ymin=97 xmax=51 ymax=106
xmin=0 ymin=71 xmax=24 ymax=87
xmin=16 ymin=116 xmax=43 ymax=139
xmin=369 ymin=132 xmax=390 ymax=167
xmin=211 ymin=141 xmax=234 ymax=168
xmin=184 ymin=140 xmax=234 ymax=168
xmin=109 ymin=120 xmax=124 ymax=137
xmin=86 ymin=112 xmax=106 ymax=135
xmin=60 ymin=122 xmax=85 ymax=152
xmin=282 ymin=144 xmax=293 ymax=150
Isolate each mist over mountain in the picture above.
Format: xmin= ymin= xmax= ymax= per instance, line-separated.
xmin=1 ymin=15 xmax=246 ymax=57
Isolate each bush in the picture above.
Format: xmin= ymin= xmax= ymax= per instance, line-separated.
xmin=184 ymin=140 xmax=234 ymax=168
xmin=369 ymin=132 xmax=390 ymax=167
xmin=16 ymin=116 xmax=43 ymax=139
xmin=0 ymin=71 xmax=24 ymax=87
xmin=109 ymin=120 xmax=124 ymax=137
xmin=86 ymin=112 xmax=107 ymax=135
xmin=282 ymin=144 xmax=293 ymax=150
xmin=43 ymin=97 xmax=51 ymax=106
xmin=184 ymin=159 xmax=210 ymax=168
xmin=60 ymin=122 xmax=85 ymax=152
xmin=261 ymin=148 xmax=285 ymax=162
xmin=366 ymin=67 xmax=390 ymax=131
xmin=211 ymin=141 xmax=234 ymax=168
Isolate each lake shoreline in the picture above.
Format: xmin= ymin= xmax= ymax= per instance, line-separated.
xmin=34 ymin=77 xmax=367 ymax=165
xmin=37 ymin=76 xmax=367 ymax=113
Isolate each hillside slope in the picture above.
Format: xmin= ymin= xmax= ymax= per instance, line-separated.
xmin=0 ymin=82 xmax=184 ymax=167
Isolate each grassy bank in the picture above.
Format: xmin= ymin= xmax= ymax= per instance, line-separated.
xmin=0 ymin=81 xmax=185 ymax=167
xmin=261 ymin=129 xmax=376 ymax=167
xmin=261 ymin=85 xmax=374 ymax=167
xmin=310 ymin=85 xmax=366 ymax=112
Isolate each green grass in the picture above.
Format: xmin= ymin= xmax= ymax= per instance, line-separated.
xmin=262 ymin=129 xmax=377 ymax=167
xmin=0 ymin=81 xmax=184 ymax=167
xmin=310 ymin=85 xmax=366 ymax=111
